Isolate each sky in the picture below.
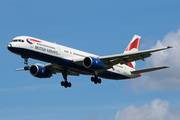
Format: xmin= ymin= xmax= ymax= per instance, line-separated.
xmin=1 ymin=0 xmax=180 ymax=120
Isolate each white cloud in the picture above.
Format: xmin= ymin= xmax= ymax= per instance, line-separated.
xmin=114 ymin=99 xmax=180 ymax=120
xmin=148 ymin=29 xmax=180 ymax=68
xmin=128 ymin=29 xmax=180 ymax=91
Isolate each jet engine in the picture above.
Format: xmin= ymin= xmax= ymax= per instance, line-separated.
xmin=83 ymin=57 xmax=105 ymax=70
xmin=30 ymin=65 xmax=52 ymax=78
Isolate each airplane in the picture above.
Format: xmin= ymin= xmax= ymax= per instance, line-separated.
xmin=7 ymin=35 xmax=172 ymax=88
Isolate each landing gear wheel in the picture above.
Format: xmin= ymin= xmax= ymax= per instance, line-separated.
xmin=94 ymin=81 xmax=98 ymax=84
xmin=91 ymin=77 xmax=95 ymax=82
xmin=61 ymin=70 xmax=72 ymax=88
xmin=24 ymin=66 xmax=30 ymax=70
xmin=61 ymin=81 xmax=65 ymax=86
xmin=68 ymin=82 xmax=72 ymax=87
xmin=61 ymin=81 xmax=72 ymax=88
xmin=91 ymin=77 xmax=102 ymax=84
xmin=98 ymin=78 xmax=101 ymax=84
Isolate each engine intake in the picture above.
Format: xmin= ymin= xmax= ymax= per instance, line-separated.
xmin=30 ymin=65 xmax=52 ymax=78
xmin=83 ymin=57 xmax=105 ymax=70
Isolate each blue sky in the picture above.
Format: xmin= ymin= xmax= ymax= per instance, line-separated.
xmin=1 ymin=0 xmax=180 ymax=120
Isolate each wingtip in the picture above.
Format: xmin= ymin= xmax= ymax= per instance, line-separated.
xmin=162 ymin=66 xmax=169 ymax=69
xmin=167 ymin=46 xmax=173 ymax=48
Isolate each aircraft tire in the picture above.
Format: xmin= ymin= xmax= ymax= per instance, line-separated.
xmin=68 ymin=82 xmax=72 ymax=87
xmin=61 ymin=81 xmax=65 ymax=86
xmin=94 ymin=81 xmax=98 ymax=84
xmin=98 ymin=79 xmax=101 ymax=84
xmin=61 ymin=81 xmax=71 ymax=88
xmin=91 ymin=77 xmax=95 ymax=82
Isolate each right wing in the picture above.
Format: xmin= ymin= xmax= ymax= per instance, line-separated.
xmin=16 ymin=63 xmax=80 ymax=76
xmin=40 ymin=63 xmax=80 ymax=76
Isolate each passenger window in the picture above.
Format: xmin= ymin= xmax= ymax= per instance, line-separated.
xmin=22 ymin=40 xmax=24 ymax=42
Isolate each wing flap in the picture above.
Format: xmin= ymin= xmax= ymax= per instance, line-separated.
xmin=131 ymin=66 xmax=169 ymax=74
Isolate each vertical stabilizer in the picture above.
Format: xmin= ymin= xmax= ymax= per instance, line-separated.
xmin=124 ymin=35 xmax=141 ymax=68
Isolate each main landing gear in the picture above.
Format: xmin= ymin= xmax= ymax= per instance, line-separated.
xmin=91 ymin=76 xmax=101 ymax=84
xmin=61 ymin=70 xmax=72 ymax=88
xmin=21 ymin=55 xmax=30 ymax=70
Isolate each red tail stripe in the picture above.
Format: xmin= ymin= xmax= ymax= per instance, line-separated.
xmin=126 ymin=38 xmax=140 ymax=51
xmin=127 ymin=62 xmax=134 ymax=68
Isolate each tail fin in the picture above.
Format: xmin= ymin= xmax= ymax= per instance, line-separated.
xmin=124 ymin=35 xmax=141 ymax=68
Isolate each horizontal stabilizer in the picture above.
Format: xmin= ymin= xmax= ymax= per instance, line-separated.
xmin=131 ymin=66 xmax=169 ymax=74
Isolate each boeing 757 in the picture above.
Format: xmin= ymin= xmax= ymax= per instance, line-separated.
xmin=7 ymin=35 xmax=172 ymax=88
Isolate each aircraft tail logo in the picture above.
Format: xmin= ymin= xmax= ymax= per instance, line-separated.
xmin=124 ymin=35 xmax=141 ymax=68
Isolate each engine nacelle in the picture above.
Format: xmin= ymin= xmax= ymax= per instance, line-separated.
xmin=83 ymin=57 xmax=105 ymax=70
xmin=30 ymin=65 xmax=52 ymax=78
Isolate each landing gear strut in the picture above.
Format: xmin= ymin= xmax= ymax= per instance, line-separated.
xmin=91 ymin=76 xmax=101 ymax=84
xmin=61 ymin=70 xmax=72 ymax=88
xmin=21 ymin=55 xmax=30 ymax=70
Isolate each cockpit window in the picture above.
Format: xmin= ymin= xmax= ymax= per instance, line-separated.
xmin=12 ymin=40 xmax=17 ymax=42
xmin=11 ymin=39 xmax=24 ymax=42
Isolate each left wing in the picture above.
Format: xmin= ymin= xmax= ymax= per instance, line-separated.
xmin=98 ymin=46 xmax=172 ymax=67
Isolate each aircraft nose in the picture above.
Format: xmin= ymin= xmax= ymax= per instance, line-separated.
xmin=7 ymin=44 xmax=12 ymax=51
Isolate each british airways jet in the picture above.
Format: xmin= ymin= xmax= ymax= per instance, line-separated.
xmin=7 ymin=35 xmax=172 ymax=88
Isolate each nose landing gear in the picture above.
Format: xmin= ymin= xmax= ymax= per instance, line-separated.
xmin=21 ymin=55 xmax=30 ymax=70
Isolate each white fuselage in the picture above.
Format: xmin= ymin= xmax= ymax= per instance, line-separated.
xmin=8 ymin=36 xmax=140 ymax=80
